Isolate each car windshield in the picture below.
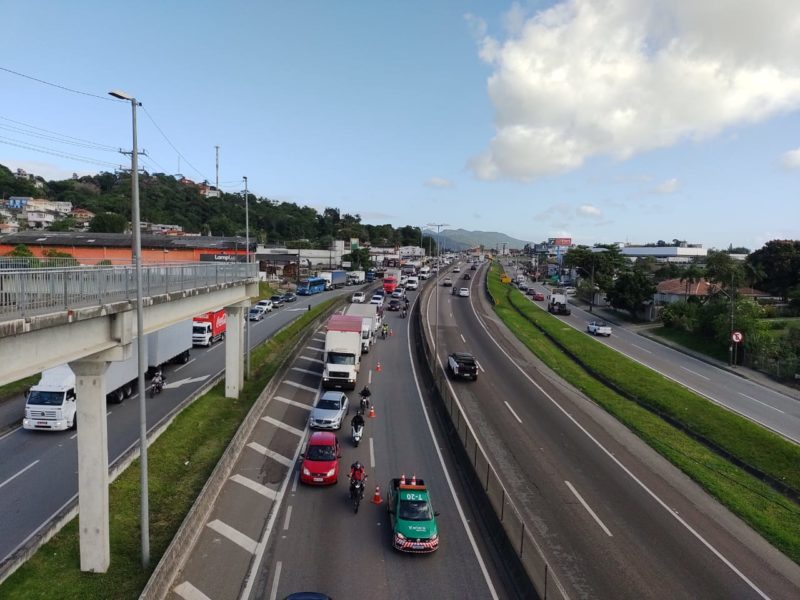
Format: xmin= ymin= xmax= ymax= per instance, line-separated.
xmin=327 ymin=352 xmax=355 ymax=365
xmin=192 ymin=325 xmax=206 ymax=334
xmin=317 ymin=398 xmax=341 ymax=410
xmin=399 ymin=499 xmax=433 ymax=521
xmin=27 ymin=390 xmax=66 ymax=406
xmin=271 ymin=296 xmax=282 ymax=301
xmin=306 ymin=444 xmax=336 ymax=461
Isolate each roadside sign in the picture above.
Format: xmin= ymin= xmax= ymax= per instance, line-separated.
xmin=731 ymin=331 xmax=743 ymax=343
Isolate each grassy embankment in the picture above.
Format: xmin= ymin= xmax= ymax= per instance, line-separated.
xmin=0 ymin=298 xmax=338 ymax=600
xmin=486 ymin=263 xmax=800 ymax=564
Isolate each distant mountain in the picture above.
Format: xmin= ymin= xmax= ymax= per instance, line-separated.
xmin=424 ymin=228 xmax=530 ymax=251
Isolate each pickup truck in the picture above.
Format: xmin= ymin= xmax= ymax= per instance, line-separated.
xmin=386 ymin=477 xmax=439 ymax=553
xmin=587 ymin=320 xmax=612 ymax=336
xmin=447 ymin=352 xmax=478 ymax=381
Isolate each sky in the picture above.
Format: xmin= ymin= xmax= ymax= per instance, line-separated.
xmin=1 ymin=0 xmax=799 ymax=252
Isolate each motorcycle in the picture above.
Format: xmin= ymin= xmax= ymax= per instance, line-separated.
xmin=150 ymin=374 xmax=165 ymax=398
xmin=351 ymin=423 xmax=364 ymax=447
xmin=400 ymin=308 xmax=407 ymax=318
xmin=349 ymin=477 xmax=367 ymax=513
xmin=360 ymin=395 xmax=370 ymax=413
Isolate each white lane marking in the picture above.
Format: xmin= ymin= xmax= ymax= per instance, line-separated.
xmin=369 ymin=437 xmax=375 ymax=469
xmin=503 ymin=401 xmax=523 ymax=424
xmin=476 ymin=360 xmax=485 ymax=373
xmin=0 ymin=425 xmax=22 ymax=442
xmin=283 ymin=380 xmax=318 ymax=394
xmin=69 ymin=433 xmax=78 ymax=440
xmin=0 ymin=460 xmax=39 ymax=490
xmin=273 ymin=396 xmax=312 ymax=411
xmin=247 ymin=442 xmax=294 ymax=467
xmin=631 ymin=344 xmax=652 ymax=354
xmin=460 ymin=333 xmax=466 ymax=343
xmin=680 ymin=366 xmax=710 ymax=381
xmin=106 ymin=411 xmax=112 ymax=416
xmin=305 ymin=345 xmax=324 ymax=352
xmin=230 ymin=474 xmax=278 ymax=500
xmin=466 ymin=287 xmax=773 ymax=600
xmin=291 ymin=367 xmax=320 ymax=376
xmin=268 ymin=560 xmax=283 ymax=600
xmin=565 ymin=481 xmax=613 ymax=537
xmin=174 ymin=581 xmax=212 ymax=600
xmin=206 ymin=519 xmax=258 ymax=554
xmin=174 ymin=358 xmax=196 ymax=372
xmin=261 ymin=416 xmax=305 ymax=438
xmin=282 ymin=506 xmax=293 ymax=531
xmin=291 ymin=468 xmax=300 ymax=493
xmin=412 ymin=293 xmax=500 ymax=600
xmin=299 ymin=355 xmax=324 ymax=364
xmin=739 ymin=393 xmax=786 ymax=414
xmin=206 ymin=342 xmax=223 ymax=352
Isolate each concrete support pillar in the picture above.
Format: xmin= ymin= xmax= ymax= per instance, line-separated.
xmin=69 ymin=359 xmax=111 ymax=573
xmin=224 ymin=303 xmax=247 ymax=398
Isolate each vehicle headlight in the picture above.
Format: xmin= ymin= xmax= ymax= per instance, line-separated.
xmin=395 ymin=532 xmax=406 ymax=541
xmin=303 ymin=468 xmax=311 ymax=476
xmin=430 ymin=533 xmax=438 ymax=541
xmin=326 ymin=468 xmax=336 ymax=477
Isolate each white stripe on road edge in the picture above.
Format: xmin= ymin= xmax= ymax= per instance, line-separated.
xmin=0 ymin=460 xmax=39 ymax=490
xmin=274 ymin=395 xmax=312 ymax=411
xmin=207 ymin=519 xmax=258 ymax=554
xmin=174 ymin=581 xmax=212 ymax=600
xmin=291 ymin=468 xmax=300 ymax=493
xmin=283 ymin=380 xmax=319 ymax=394
xmin=564 ymin=481 xmax=613 ymax=537
xmin=680 ymin=366 xmax=710 ymax=381
xmin=69 ymin=433 xmax=78 ymax=440
xmin=369 ymin=437 xmax=375 ymax=469
xmin=230 ymin=473 xmax=278 ymax=500
xmin=504 ymin=401 xmax=523 ymax=424
xmin=283 ymin=506 xmax=293 ymax=531
xmin=268 ymin=561 xmax=283 ymax=600
xmin=261 ymin=416 xmax=306 ymax=437
xmin=465 ymin=288 xmax=773 ymax=600
xmin=630 ymin=344 xmax=652 ymax=354
xmin=291 ymin=367 xmax=320 ymax=376
xmin=299 ymin=355 xmax=324 ymax=363
xmin=174 ymin=358 xmax=196 ymax=372
xmin=739 ymin=392 xmax=786 ymax=413
xmin=460 ymin=333 xmax=466 ymax=343
xmin=476 ymin=360 xmax=485 ymax=373
xmin=247 ymin=442 xmax=294 ymax=467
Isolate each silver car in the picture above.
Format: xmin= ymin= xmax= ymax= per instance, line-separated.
xmin=309 ymin=391 xmax=349 ymax=430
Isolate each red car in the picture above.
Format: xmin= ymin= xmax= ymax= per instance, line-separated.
xmin=532 ymin=292 xmax=545 ymax=301
xmin=300 ymin=431 xmax=341 ymax=485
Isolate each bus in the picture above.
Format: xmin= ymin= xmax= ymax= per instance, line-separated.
xmin=383 ymin=275 xmax=398 ymax=294
xmin=297 ymin=276 xmax=327 ymax=296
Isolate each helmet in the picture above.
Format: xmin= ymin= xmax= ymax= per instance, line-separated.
xmin=353 ymin=461 xmax=362 ymax=470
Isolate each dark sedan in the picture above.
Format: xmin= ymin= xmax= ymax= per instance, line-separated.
xmin=387 ymin=299 xmax=402 ymax=311
xmin=283 ymin=292 xmax=298 ymax=302
xmin=270 ymin=294 xmax=285 ymax=307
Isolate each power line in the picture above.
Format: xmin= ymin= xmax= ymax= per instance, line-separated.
xmin=0 ymin=65 xmax=117 ymax=102
xmin=0 ymin=115 xmax=118 ymax=151
xmin=0 ymin=123 xmax=118 ymax=153
xmin=0 ymin=137 xmax=121 ymax=168
xmin=141 ymin=106 xmax=210 ymax=182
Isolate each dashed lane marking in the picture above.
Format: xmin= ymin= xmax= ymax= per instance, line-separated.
xmin=247 ymin=442 xmax=294 ymax=467
xmin=230 ymin=473 xmax=278 ymax=500
xmin=206 ymin=519 xmax=258 ymax=553
xmin=261 ymin=415 xmax=305 ymax=437
xmin=565 ymin=481 xmax=613 ymax=537
xmin=504 ymin=401 xmax=523 ymax=424
xmin=739 ymin=392 xmax=786 ymax=413
xmin=680 ymin=366 xmax=710 ymax=381
xmin=274 ymin=395 xmax=313 ymax=411
xmin=283 ymin=506 xmax=293 ymax=531
xmin=0 ymin=460 xmax=39 ymax=490
xmin=268 ymin=561 xmax=283 ymax=600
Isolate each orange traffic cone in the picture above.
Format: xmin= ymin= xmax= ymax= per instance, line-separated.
xmin=368 ymin=404 xmax=376 ymax=418
xmin=400 ymin=473 xmax=406 ymax=485
xmin=371 ymin=486 xmax=383 ymax=505
xmin=410 ymin=474 xmax=417 ymax=485
xmin=376 ymin=361 xmax=382 ymax=372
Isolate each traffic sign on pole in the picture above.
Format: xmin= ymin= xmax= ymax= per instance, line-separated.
xmin=731 ymin=331 xmax=743 ymax=343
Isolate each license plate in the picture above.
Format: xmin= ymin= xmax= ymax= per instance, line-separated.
xmin=313 ymin=477 xmax=323 ymax=482
xmin=412 ymin=543 xmax=423 ymax=549
xmin=37 ymin=421 xmax=48 ymax=426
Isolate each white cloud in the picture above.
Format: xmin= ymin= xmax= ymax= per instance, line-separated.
xmin=425 ymin=177 xmax=454 ymax=188
xmin=577 ymin=204 xmax=602 ymax=218
xmin=653 ymin=178 xmax=680 ymax=194
xmin=780 ymin=148 xmax=800 ymax=170
xmin=469 ymin=0 xmax=800 ymax=181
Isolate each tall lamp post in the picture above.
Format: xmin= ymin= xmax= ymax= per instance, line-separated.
xmin=427 ymin=223 xmax=449 ymax=365
xmin=109 ymin=89 xmax=149 ymax=567
xmin=243 ymin=176 xmax=251 ymax=378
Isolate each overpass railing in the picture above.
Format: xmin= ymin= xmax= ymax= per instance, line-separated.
xmin=0 ymin=262 xmax=258 ymax=319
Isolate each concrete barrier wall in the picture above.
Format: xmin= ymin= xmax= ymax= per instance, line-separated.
xmin=416 ymin=270 xmax=569 ymax=600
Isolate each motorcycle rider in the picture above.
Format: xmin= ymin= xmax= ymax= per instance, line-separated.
xmin=348 ymin=461 xmax=367 ymax=498
xmin=350 ymin=410 xmax=365 ymax=437
xmin=382 ymin=322 xmax=389 ymax=339
xmin=152 ymin=368 xmax=165 ymax=392
xmin=359 ymin=385 xmax=372 ymax=411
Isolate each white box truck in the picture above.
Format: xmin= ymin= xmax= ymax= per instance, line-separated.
xmin=322 ymin=315 xmax=363 ymax=390
xmin=24 ymin=339 xmax=143 ymax=431
xmin=148 ymin=320 xmax=192 ymax=375
xmin=345 ymin=303 xmax=381 ymax=353
xmin=347 ymin=270 xmax=366 ymax=285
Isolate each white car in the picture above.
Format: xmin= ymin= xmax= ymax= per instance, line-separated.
xmin=391 ymin=287 xmax=406 ymax=298
xmin=370 ymin=294 xmax=384 ymax=305
xmin=248 ymin=305 xmax=267 ymax=321
xmin=458 ymin=288 xmax=470 ymax=297
xmin=453 ymin=267 xmax=461 ymax=273
xmin=351 ymin=291 xmax=366 ymax=303
xmin=309 ymin=391 xmax=349 ymax=430
xmin=256 ymin=299 xmax=273 ymax=312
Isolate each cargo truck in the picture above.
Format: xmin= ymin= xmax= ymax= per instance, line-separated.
xmin=322 ymin=314 xmax=363 ymax=390
xmin=148 ymin=320 xmax=192 ymax=374
xmin=548 ymin=290 xmax=571 ymax=315
xmin=193 ymin=309 xmax=226 ymax=346
xmin=344 ymin=303 xmax=382 ymax=353
xmin=347 ymin=270 xmax=365 ymax=285
xmin=319 ymin=270 xmax=347 ymax=290
xmin=23 ymin=339 xmax=143 ymax=431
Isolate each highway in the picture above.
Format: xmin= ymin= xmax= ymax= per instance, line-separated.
xmin=520 ymin=278 xmax=800 ymax=444
xmin=422 ymin=261 xmax=800 ymax=599
xmin=0 ymin=289 xmax=346 ymax=572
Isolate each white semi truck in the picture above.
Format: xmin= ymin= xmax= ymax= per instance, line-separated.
xmin=322 ymin=314 xmax=363 ymax=390
xmin=347 ymin=270 xmax=366 ymax=285
xmin=148 ymin=320 xmax=193 ymax=374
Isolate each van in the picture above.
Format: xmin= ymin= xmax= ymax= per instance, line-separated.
xmin=406 ymin=276 xmax=419 ymax=290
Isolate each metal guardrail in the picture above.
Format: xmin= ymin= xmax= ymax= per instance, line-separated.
xmin=0 ymin=262 xmax=258 ymax=319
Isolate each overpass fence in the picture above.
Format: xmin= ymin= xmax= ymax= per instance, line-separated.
xmin=0 ymin=262 xmax=258 ymax=319
xmin=417 ymin=276 xmax=569 ymax=600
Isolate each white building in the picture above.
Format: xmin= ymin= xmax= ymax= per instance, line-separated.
xmin=620 ymin=244 xmax=706 ymax=263
xmin=26 ymin=210 xmax=56 ymax=229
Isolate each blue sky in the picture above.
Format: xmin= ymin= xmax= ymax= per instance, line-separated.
xmin=1 ymin=0 xmax=798 ymax=251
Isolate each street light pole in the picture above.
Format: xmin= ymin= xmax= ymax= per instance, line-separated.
xmin=427 ymin=223 xmax=449 ymax=365
xmin=109 ymin=89 xmax=149 ymax=567
xmin=243 ymin=176 xmax=250 ymax=379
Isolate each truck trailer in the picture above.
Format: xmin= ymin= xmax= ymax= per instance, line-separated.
xmin=148 ymin=320 xmax=192 ymax=374
xmin=319 ymin=270 xmax=347 ymax=290
xmin=344 ymin=303 xmax=382 ymax=353
xmin=322 ymin=314 xmax=363 ymax=389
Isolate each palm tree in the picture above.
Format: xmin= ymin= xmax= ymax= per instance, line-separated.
xmin=680 ymin=265 xmax=704 ymax=301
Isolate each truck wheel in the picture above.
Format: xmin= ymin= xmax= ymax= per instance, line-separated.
xmin=70 ymin=415 xmax=77 ymax=430
xmin=181 ymin=351 xmax=190 ymax=364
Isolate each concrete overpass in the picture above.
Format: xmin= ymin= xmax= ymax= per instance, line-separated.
xmin=0 ymin=262 xmax=259 ymax=573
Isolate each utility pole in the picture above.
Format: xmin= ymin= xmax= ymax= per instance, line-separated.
xmin=243 ymin=176 xmax=250 ymax=379
xmin=215 ymin=145 xmax=220 ymax=193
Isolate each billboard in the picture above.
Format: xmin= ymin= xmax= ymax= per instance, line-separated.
xmin=548 ymin=237 xmax=572 ymax=247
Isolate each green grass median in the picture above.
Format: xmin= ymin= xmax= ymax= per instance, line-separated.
xmin=487 ymin=264 xmax=800 ymax=563
xmin=0 ymin=298 xmax=337 ymax=600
